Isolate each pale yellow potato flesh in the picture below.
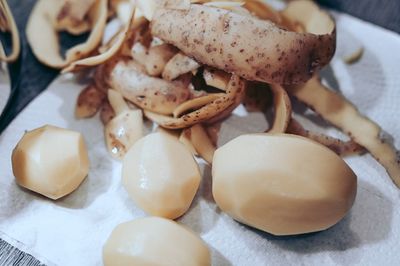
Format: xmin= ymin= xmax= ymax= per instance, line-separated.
xmin=203 ymin=68 xmax=230 ymax=91
xmin=143 ymin=74 xmax=245 ymax=128
xmin=105 ymin=90 xmax=143 ymax=159
xmin=212 ymin=134 xmax=357 ymax=235
xmin=105 ymin=110 xmax=143 ymax=160
xmin=26 ymin=0 xmax=107 ymax=68
xmin=180 ymin=128 xmax=199 ymax=156
xmin=122 ymin=133 xmax=201 ymax=219
xmin=103 ymin=217 xmax=211 ymax=266
xmin=145 ymin=43 xmax=178 ymax=76
xmin=162 ymin=53 xmax=201 ymax=81
xmin=268 ymin=84 xmax=292 ymax=133
xmin=183 ymin=124 xmax=215 ymax=164
xmin=11 ymin=125 xmax=90 ymax=200
xmin=0 ymin=0 xmax=20 ymax=62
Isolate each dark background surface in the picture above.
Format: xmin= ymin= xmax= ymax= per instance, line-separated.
xmin=1 ymin=0 xmax=400 ymax=132
xmin=0 ymin=0 xmax=399 ymax=264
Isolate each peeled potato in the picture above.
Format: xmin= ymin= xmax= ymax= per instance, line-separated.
xmin=11 ymin=125 xmax=90 ymax=200
xmin=212 ymin=134 xmax=357 ymax=235
xmin=103 ymin=217 xmax=211 ymax=266
xmin=122 ymin=132 xmax=201 ymax=219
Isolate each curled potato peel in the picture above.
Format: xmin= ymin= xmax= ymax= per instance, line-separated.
xmin=242 ymin=81 xmax=272 ymax=112
xmin=62 ymin=5 xmax=141 ymax=73
xmin=203 ymin=68 xmax=230 ymax=91
xmin=286 ymin=76 xmax=400 ymax=188
xmin=281 ymin=1 xmax=400 ymax=187
xmin=55 ymin=0 xmax=95 ymax=35
xmin=286 ymin=118 xmax=365 ymax=156
xmin=136 ymin=0 xmax=191 ymax=21
xmin=243 ymin=0 xmax=282 ymax=24
xmin=144 ymin=44 xmax=178 ymax=76
xmin=105 ymin=90 xmax=143 ymax=159
xmin=75 ymin=84 xmax=105 ymax=118
xmin=0 ymin=0 xmax=20 ymax=62
xmin=162 ymin=53 xmax=201 ymax=81
xmin=109 ymin=60 xmax=191 ymax=115
xmin=100 ymin=100 xmax=115 ymax=125
xmin=144 ymin=74 xmax=246 ymax=128
xmin=343 ymin=47 xmax=364 ymax=64
xmin=173 ymin=93 xmax=224 ymax=118
xmin=184 ymin=124 xmax=216 ymax=164
xmin=281 ymin=0 xmax=335 ymax=36
xmin=268 ymin=85 xmax=292 ymax=133
xmin=179 ymin=129 xmax=198 ymax=155
xmin=26 ymin=0 xmax=107 ymax=68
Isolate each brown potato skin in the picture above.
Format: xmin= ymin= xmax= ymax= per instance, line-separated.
xmin=109 ymin=60 xmax=190 ymax=115
xmin=151 ymin=4 xmax=335 ymax=84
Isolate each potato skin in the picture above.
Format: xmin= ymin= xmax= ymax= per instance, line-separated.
xmin=109 ymin=60 xmax=190 ymax=115
xmin=151 ymin=4 xmax=335 ymax=84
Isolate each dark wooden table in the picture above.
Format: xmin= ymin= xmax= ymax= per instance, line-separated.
xmin=0 ymin=0 xmax=399 ymax=265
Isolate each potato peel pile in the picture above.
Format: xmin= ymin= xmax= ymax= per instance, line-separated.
xmin=26 ymin=0 xmax=107 ymax=68
xmin=0 ymin=0 xmax=20 ymax=62
xmin=26 ymin=0 xmax=400 ymax=188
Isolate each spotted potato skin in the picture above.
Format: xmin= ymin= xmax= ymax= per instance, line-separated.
xmin=151 ymin=4 xmax=335 ymax=84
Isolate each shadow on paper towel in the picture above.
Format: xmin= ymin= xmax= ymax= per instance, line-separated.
xmin=179 ymin=163 xmax=222 ymax=235
xmin=50 ymin=78 xmax=115 ymax=209
xmin=238 ymin=180 xmax=392 ymax=265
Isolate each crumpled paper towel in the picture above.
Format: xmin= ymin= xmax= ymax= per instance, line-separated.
xmin=1 ymin=10 xmax=400 ymax=266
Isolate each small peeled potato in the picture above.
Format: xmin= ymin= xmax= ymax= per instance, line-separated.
xmin=103 ymin=217 xmax=211 ymax=266
xmin=11 ymin=125 xmax=90 ymax=200
xmin=122 ymin=133 xmax=201 ymax=219
xmin=212 ymin=134 xmax=357 ymax=235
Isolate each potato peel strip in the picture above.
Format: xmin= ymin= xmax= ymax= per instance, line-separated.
xmin=173 ymin=94 xmax=224 ymax=118
xmin=287 ymin=76 xmax=400 ymax=187
xmin=144 ymin=74 xmax=246 ymax=128
xmin=0 ymin=0 xmax=20 ymax=62
xmin=286 ymin=118 xmax=364 ymax=156
xmin=63 ymin=5 xmax=139 ymax=73
xmin=26 ymin=0 xmax=107 ymax=68
xmin=268 ymin=85 xmax=292 ymax=133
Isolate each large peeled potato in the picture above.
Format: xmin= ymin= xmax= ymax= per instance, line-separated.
xmin=11 ymin=125 xmax=90 ymax=200
xmin=212 ymin=134 xmax=357 ymax=235
xmin=151 ymin=4 xmax=335 ymax=84
xmin=103 ymin=217 xmax=211 ymax=266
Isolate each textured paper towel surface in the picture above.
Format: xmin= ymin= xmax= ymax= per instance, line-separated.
xmin=1 ymin=11 xmax=400 ymax=266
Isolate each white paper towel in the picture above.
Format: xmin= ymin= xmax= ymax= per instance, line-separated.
xmin=1 ymin=10 xmax=400 ymax=266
